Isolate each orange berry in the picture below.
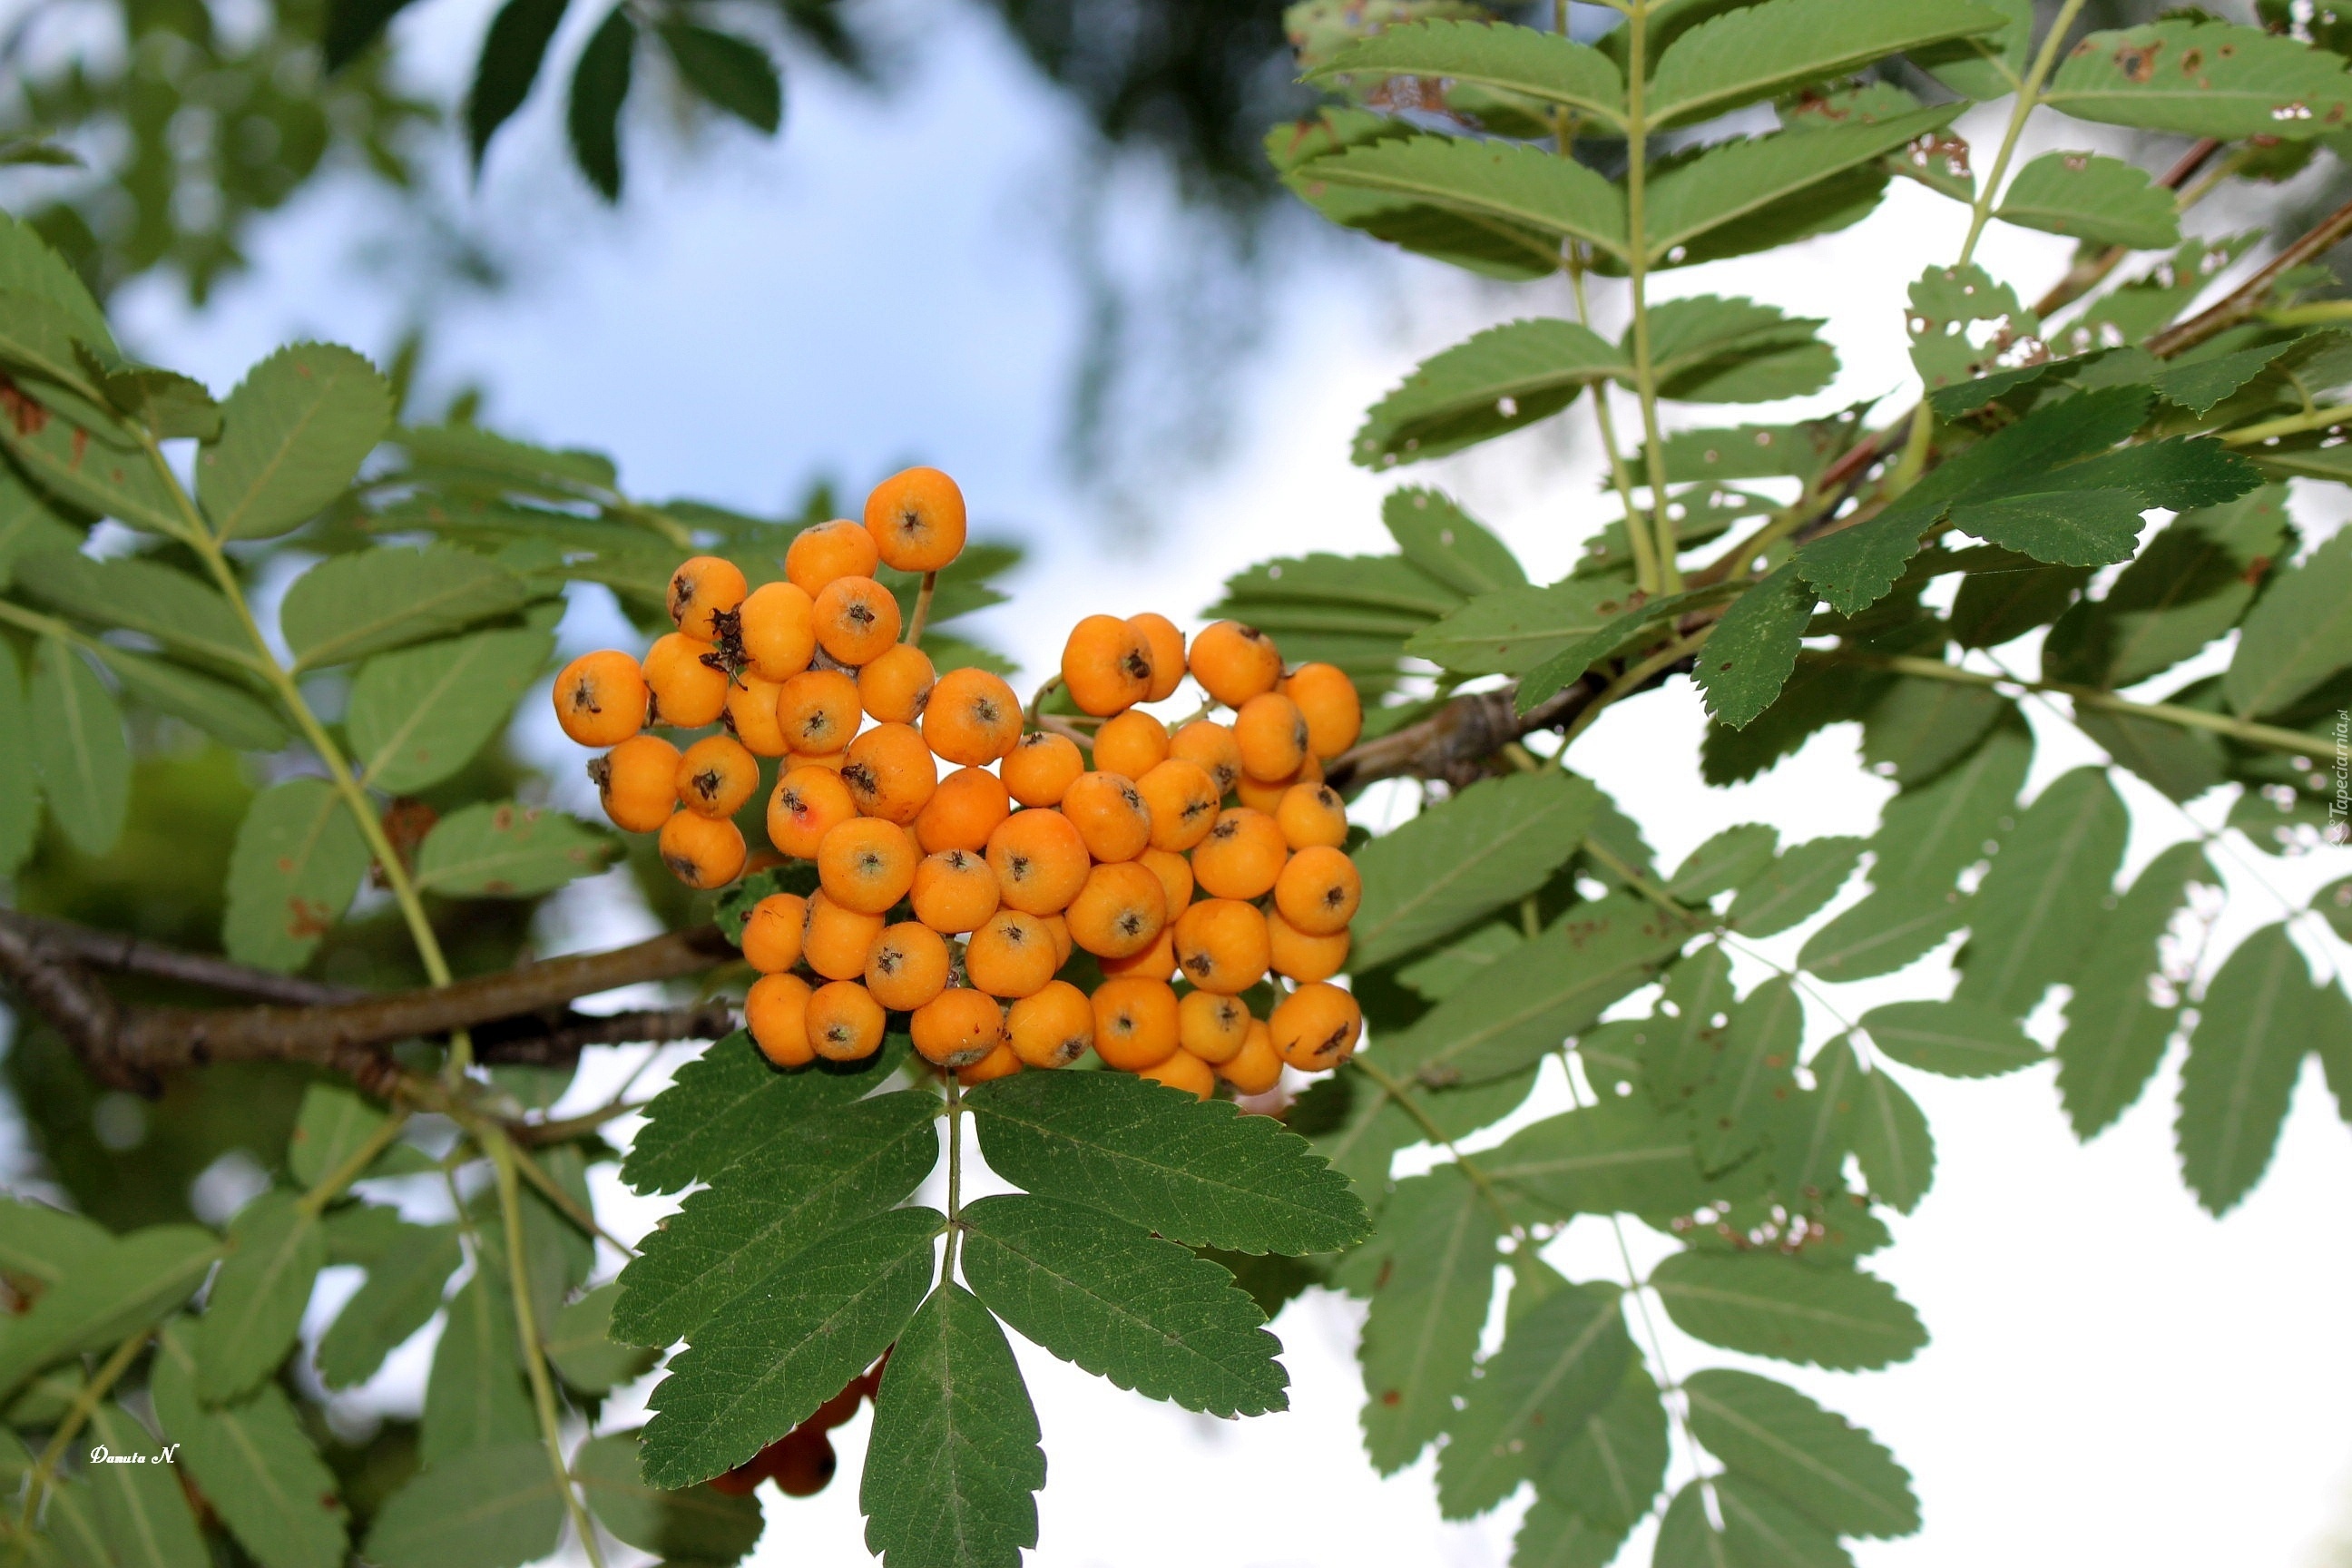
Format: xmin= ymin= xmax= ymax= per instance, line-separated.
xmin=1235 ymin=750 xmax=1323 ymax=814
xmin=746 ymin=973 xmax=815 ymax=1068
xmin=1135 ymin=759 xmax=1220 ymax=852
xmin=1040 ymin=913 xmax=1074 ymax=968
xmin=867 ymin=922 xmax=952 ymax=1011
xmin=675 ymin=734 xmax=760 ymax=818
xmin=642 ymin=633 xmax=730 ymax=730
xmin=738 ymin=581 xmax=817 ymax=682
xmin=1217 ymin=1020 xmax=1284 ymax=1094
xmin=768 ymin=766 xmax=858 ymax=859
xmin=1179 ymin=990 xmax=1251 ymax=1065
xmin=985 ymin=808 xmax=1091 ymax=915
xmin=554 ymin=651 xmax=650 ymax=747
xmin=786 ymin=520 xmax=880 ymax=596
xmin=1276 ymin=782 xmax=1348 ymax=850
xmin=1282 ymin=663 xmax=1362 ymax=759
xmin=910 ymin=848 xmax=1000 ymax=934
xmin=842 ymin=723 xmax=939 ymax=826
xmin=1061 ymin=614 xmax=1152 ymax=716
xmin=1275 ymin=845 xmax=1360 ymax=936
xmin=915 ymin=766 xmax=1010 ymax=854
xmin=1006 ymin=981 xmax=1093 ymax=1068
xmin=911 ymin=987 xmax=1004 ymax=1068
xmin=1191 ymin=808 xmax=1289 ymax=901
xmin=1002 ymin=730 xmax=1083 ymax=807
xmin=1138 ymin=1048 xmax=1215 ymax=1099
xmin=741 ymin=893 xmax=808 ymax=974
xmin=1127 ymin=612 xmax=1186 ymax=702
xmin=590 ymin=734 xmax=680 ymax=833
xmin=864 ymin=466 xmax=967 ymax=573
xmin=858 ymin=643 xmax=937 ymax=724
xmin=1173 ymin=899 xmax=1270 ymax=995
xmin=659 ymin=810 xmax=746 ymax=889
xmin=1065 ymin=861 xmax=1168 ymax=959
xmin=923 ymin=667 xmax=1024 ymax=766
xmin=1268 ymin=908 xmax=1349 ymax=982
xmin=965 ymin=910 xmax=1061 ymax=998
xmin=814 ymin=575 xmax=903 ymax=666
xmin=724 ymin=672 xmax=790 ymax=757
xmin=1271 ymin=982 xmax=1361 ymax=1072
xmin=1234 ymin=691 xmax=1309 ymax=783
xmin=790 ymin=748 xmax=848 ymax=775
xmin=777 ymin=670 xmax=861 ymax=755
xmin=1137 ymin=847 xmax=1193 ymax=921
xmin=1091 ymin=710 xmax=1169 ymax=780
xmin=957 ymin=1043 xmax=1024 ymax=1085
xmin=1061 ymin=771 xmax=1152 ymax=863
xmin=808 ymin=979 xmax=887 ymax=1062
xmin=1090 ymin=976 xmax=1181 ymax=1071
xmin=802 ymin=891 xmax=886 ymax=982
xmin=669 ymin=555 xmax=748 ymax=642
xmin=1100 ymin=926 xmax=1176 ymax=982
xmin=1168 ymin=720 xmax=1241 ymax=799
xmin=818 ymin=817 xmax=918 ymax=915
xmin=1188 ymin=621 xmax=1281 ymax=708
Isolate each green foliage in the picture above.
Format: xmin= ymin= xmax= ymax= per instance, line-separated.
xmin=27 ymin=638 xmax=129 ymax=857
xmin=222 ymin=779 xmax=374 ymax=972
xmin=348 ymin=630 xmax=554 ymax=792
xmin=360 ymin=1440 xmax=566 ymax=1568
xmin=154 ymin=1321 xmax=350 ymax=1568
xmin=1643 ymin=0 xmax=2003 ymax=128
xmin=317 ymin=1223 xmax=463 ymax=1389
xmin=1355 ymin=318 xmax=1626 ymax=468
xmin=2041 ymin=19 xmax=2352 ymax=139
xmin=1994 ymin=152 xmax=2180 ymax=250
xmin=2177 ymin=926 xmax=2332 ymax=1215
xmin=197 ymin=346 xmax=393 ymax=540
xmin=1697 ymin=566 xmax=1814 ymax=728
xmin=1350 ymin=770 xmax=1597 ymax=967
xmin=414 ymin=802 xmax=618 ymax=897
xmin=1355 ymin=1166 xmax=1498 ymax=1473
xmin=1681 ymin=1369 xmax=1919 ymax=1537
xmin=1953 ymin=767 xmax=2128 ymax=1016
xmin=1650 ymin=1252 xmax=1926 ymax=1370
xmin=197 ymin=1189 xmax=326 ymax=1402
xmin=1436 ymin=1281 xmax=1632 ymax=1516
xmin=2225 ymin=524 xmax=2352 ymax=717
xmin=574 ymin=1432 xmax=764 ymax=1560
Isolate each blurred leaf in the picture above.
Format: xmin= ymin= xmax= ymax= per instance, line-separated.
xmin=1436 ymin=1281 xmax=1632 ymax=1517
xmin=287 ymin=1083 xmax=432 ymax=1189
xmin=83 ymin=1401 xmax=209 ymax=1568
xmin=1650 ymin=1251 xmax=1926 ymax=1369
xmin=1949 ymin=560 xmax=2088 ymax=650
xmin=361 ymin=1441 xmax=566 ymax=1568
xmin=1299 ymin=132 xmax=1628 ymax=258
xmin=29 ymin=637 xmax=128 ymax=857
xmin=317 ymin=1223 xmax=462 ymax=1389
xmin=1355 ymin=1165 xmax=1496 ymax=1474
xmin=1850 ymin=1066 xmax=1933 ymax=1213
xmin=1535 ymin=1361 xmax=1669 ymax=1530
xmin=326 ymin=0 xmax=428 ymax=70
xmin=422 ymin=1270 xmax=537 ymax=1465
xmin=468 ymin=0 xmax=573 ymax=167
xmin=348 ymin=628 xmax=553 ymax=792
xmin=2225 ymin=525 xmax=2352 ymax=717
xmin=85 ymin=644 xmax=289 ymax=750
xmin=197 ymin=345 xmax=391 ymax=540
xmin=1727 ymin=836 xmax=1862 ymax=937
xmin=1995 ymin=152 xmax=2179 ymax=250
xmin=2056 ymin=842 xmax=2207 ymax=1139
xmin=0 ymin=388 xmax=183 ymax=536
xmin=0 ymin=640 xmax=40 ymax=874
xmin=659 ymin=24 xmax=783 ymax=132
xmin=2179 ymin=925 xmax=2328 ymax=1215
xmin=13 ymin=548 xmax=255 ymax=668
xmin=1352 ymin=770 xmax=1599 ymax=968
xmin=280 ymin=545 xmax=532 ymax=671
xmin=414 ymin=800 xmax=617 ymax=897
xmin=197 ymin=1188 xmax=324 ymax=1402
xmin=1307 ymin=19 xmax=1625 ymax=124
xmin=1645 ymin=0 xmax=2005 ymax=127
xmin=2043 ymin=19 xmax=2352 ymax=138
xmin=545 ymin=1284 xmax=660 ymax=1394
xmin=0 ymin=1223 xmax=216 ymax=1396
xmin=1644 ymin=296 xmax=1836 ymax=403
xmin=1485 ymin=1097 xmax=1722 ymax=1219
xmin=1860 ymin=999 xmax=2043 ymax=1077
xmin=1954 ymin=767 xmax=2127 ymax=1015
xmin=1684 ymin=1367 xmax=1919 ymax=1537
xmin=1797 ymin=885 xmax=1966 ymax=983
xmin=222 ymin=779 xmax=371 ymax=973
xmin=568 ymin=7 xmax=636 ymax=200
xmin=1655 ymin=1473 xmax=1853 ymax=1568
xmin=1860 ymin=677 xmax=2010 ymax=789
xmin=153 ymin=1320 xmax=350 ymax=1568
xmin=574 ymin=1431 xmax=764 ymax=1562
xmin=1869 ymin=722 xmax=2029 ymax=893
xmin=1642 ymin=112 xmax=1950 ymax=262
xmin=1352 ymin=318 xmax=1624 ymax=469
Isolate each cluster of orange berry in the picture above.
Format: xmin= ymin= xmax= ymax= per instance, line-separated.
xmin=550 ymin=466 xmax=1367 ymax=1097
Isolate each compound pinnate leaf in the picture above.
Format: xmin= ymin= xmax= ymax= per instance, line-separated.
xmin=624 ymin=1031 xmax=906 ymax=1195
xmin=567 ymin=5 xmax=635 ymax=200
xmin=1646 ymin=0 xmax=2005 ymax=127
xmin=860 ymin=1283 xmax=1044 ymax=1568
xmin=360 ymin=1440 xmax=565 ymax=1568
xmin=1655 ymin=1473 xmax=1854 ymax=1568
xmin=1308 ymin=19 xmax=1626 ymax=125
xmin=222 ymin=779 xmax=371 ymax=974
xmin=1861 ymin=999 xmax=2044 ymax=1077
xmin=197 ymin=1189 xmax=324 ymax=1404
xmin=1851 ymin=1066 xmax=1934 ymax=1213
xmin=1487 ymin=1096 xmax=1722 ymax=1221
xmin=12 ymin=548 xmax=254 ymax=667
xmin=1698 ymin=566 xmax=1815 ymax=729
xmin=1301 ymin=133 xmax=1630 ymax=258
xmin=28 ymin=637 xmax=127 ymax=858
xmin=1949 ymin=487 xmax=2150 ymax=567
xmin=421 ymin=1271 xmax=536 ymax=1465
xmin=414 ymin=800 xmax=617 ymax=897
xmin=197 ymin=344 xmax=390 ymax=540
xmin=348 ymin=628 xmax=554 ymax=792
xmin=316 ymin=1223 xmax=462 ymax=1389
xmin=959 ymin=1193 xmax=1286 ymax=1417
xmin=1994 ymin=152 xmax=2180 ymax=250
xmin=1642 ymin=110 xmax=1954 ymax=261
xmin=2043 ymin=19 xmax=2352 ymax=140
xmin=967 ymin=1070 xmax=1367 ymax=1254
xmin=574 ymin=1431 xmax=764 ymax=1563
xmin=1353 ymin=318 xmax=1625 ymax=469
xmin=153 ymin=1321 xmax=348 ymax=1568
xmin=1683 ymin=1367 xmax=1920 ymax=1537
xmin=2058 ymin=842 xmax=2209 ymax=1138
xmin=1356 ymin=1165 xmax=1498 ymax=1474
xmin=641 ymin=1207 xmax=941 ymax=1488
xmin=1650 ymin=1251 xmax=1926 ymax=1370
xmin=1954 ymin=765 xmax=2128 ymax=1016
xmin=279 ymin=544 xmax=531 ymax=671
xmin=1536 ymin=1361 xmax=1669 ymax=1530
xmin=1436 ymin=1281 xmax=1632 ymax=1517
xmin=1351 ymin=769 xmax=1598 ymax=968
xmin=1728 ymin=836 xmax=1863 ymax=936
xmin=83 ymin=1401 xmax=209 ymax=1568
xmin=1405 ymin=581 xmax=1631 ymax=678
xmin=2225 ymin=524 xmax=2352 ymax=718
xmin=545 ymin=1283 xmax=660 ymax=1394
xmin=2178 ymin=925 xmax=2326 ymax=1215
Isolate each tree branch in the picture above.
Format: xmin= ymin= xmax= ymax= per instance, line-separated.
xmin=0 ymin=911 xmax=366 ymax=1004
xmin=2147 ymin=188 xmax=2352 ymax=358
xmin=1324 ymin=675 xmax=1608 ymax=793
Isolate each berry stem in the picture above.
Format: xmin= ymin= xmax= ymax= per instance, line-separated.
xmin=905 ymin=570 xmax=938 ymax=646
xmin=941 ymin=1073 xmax=965 ymax=1281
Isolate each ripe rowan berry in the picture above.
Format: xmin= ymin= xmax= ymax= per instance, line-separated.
xmin=818 ymin=817 xmax=918 ymax=915
xmin=1275 ymin=782 xmax=1348 ymax=850
xmin=777 ymin=670 xmax=861 ymax=755
xmin=808 ymin=980 xmax=887 ymax=1061
xmin=957 ymin=1044 xmax=1024 ymax=1085
xmin=1267 ymin=908 xmax=1348 ymax=983
xmin=768 ymin=766 xmax=858 ymax=859
xmin=814 ymin=575 xmax=903 ymax=666
xmin=554 ymin=651 xmax=650 ymax=747
xmin=1061 ymin=614 xmax=1152 ymax=716
xmin=786 ymin=519 xmax=881 ymax=595
xmin=589 ymin=734 xmax=680 ymax=833
xmin=802 ymin=891 xmax=886 ymax=982
xmin=910 ymin=848 xmax=1000 ymax=934
xmin=1271 ymin=982 xmax=1361 ymax=1072
xmin=1188 ymin=621 xmax=1280 ymax=708
xmin=842 ymin=723 xmax=939 ymax=826
xmin=1275 ymin=845 xmax=1361 ymax=936
xmin=738 ymin=581 xmax=818 ymax=682
xmin=1168 ymin=719 xmax=1241 ymax=798
xmin=867 ymin=922 xmax=951 ymax=1011
xmin=1090 ymin=976 xmax=1181 ymax=1071
xmin=642 ymin=632 xmax=730 ymax=730
xmin=1002 ymin=730 xmax=1083 ymax=807
xmin=1178 ymin=990 xmax=1251 ymax=1065
xmin=676 ymin=734 xmax=760 ymax=818
xmin=1138 ymin=1048 xmax=1215 ymax=1099
xmin=1006 ymin=980 xmax=1093 ymax=1068
xmin=1173 ymin=898 xmax=1271 ymax=995
xmin=669 ymin=555 xmax=748 ymax=643
xmin=767 ymin=1428 xmax=838 ymax=1496
xmin=1191 ymin=808 xmax=1288 ymax=901
xmin=724 ymin=672 xmax=790 ymax=757
xmin=1127 ymin=612 xmax=1186 ymax=702
xmin=746 ymin=973 xmax=814 ymax=1067
xmin=1040 ymin=912 xmax=1073 ymax=968
xmin=1234 ymin=691 xmax=1309 ymax=783
xmin=1282 ymin=662 xmax=1362 ymax=759
xmin=914 ymin=766 xmax=1010 ymax=854
xmin=1091 ymin=710 xmax=1169 ymax=780
xmin=1134 ymin=759 xmax=1220 ymax=852
xmin=923 ymin=667 xmax=1024 ymax=766
xmin=1100 ymin=926 xmax=1175 ymax=982
xmin=912 ymin=987 xmax=1004 ymax=1068
xmin=858 ymin=643 xmax=936 ymax=724
xmin=1062 ymin=770 xmax=1152 ymax=863
xmin=985 ymin=808 xmax=1090 ymax=915
xmin=1217 ymin=1020 xmax=1284 ymax=1095
xmin=1137 ymin=846 xmax=1193 ymax=920
xmin=659 ymin=810 xmax=746 ymax=889
xmin=742 ymin=893 xmax=808 ymax=974
xmin=864 ymin=466 xmax=967 ymax=573
xmin=1234 ymin=750 xmax=1323 ymax=815
xmin=965 ymin=910 xmax=1060 ymax=998
xmin=789 ymin=748 xmax=848 ymax=775
xmin=1065 ymin=861 xmax=1168 ymax=959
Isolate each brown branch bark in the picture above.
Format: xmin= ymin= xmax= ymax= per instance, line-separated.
xmin=1324 ymin=675 xmax=1608 ymax=793
xmin=2148 ymin=188 xmax=2352 ymax=358
xmin=0 ymin=912 xmax=366 ymax=1004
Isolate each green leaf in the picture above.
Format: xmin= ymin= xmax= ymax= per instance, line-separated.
xmin=622 ymin=1032 xmax=906 ymax=1195
xmin=360 ymin=1441 xmax=566 ymax=1568
xmin=1511 ymin=1501 xmax=1628 ymax=1568
xmin=641 ymin=1207 xmax=941 ymax=1487
xmin=567 ymin=6 xmax=635 ymax=200
xmin=1859 ymin=677 xmax=2010 ymax=789
xmin=28 ymin=637 xmax=127 ymax=857
xmin=1406 ymin=580 xmax=1634 ymax=677
xmin=2059 ymin=855 xmax=2208 ymax=1123
xmin=82 ymin=1402 xmax=209 ymax=1568
xmin=1683 ymin=1368 xmax=1918 ymax=1537
xmin=279 ymin=544 xmax=532 ymax=671
xmin=1356 ymin=1165 xmax=1498 ymax=1473
xmin=0 ymin=466 xmax=83 ymax=584
xmin=860 ymin=1283 xmax=1044 ymax=1568
xmin=574 ymin=1432 xmax=765 ymax=1563
xmin=1643 ymin=296 xmax=1837 ymax=403
xmin=968 ymin=1070 xmax=1368 ymax=1253
xmin=420 ymin=1270 xmax=536 ymax=1465
xmin=1690 ymin=976 xmax=1804 ymax=1171
xmin=316 ymin=1224 xmax=462 ymax=1389
xmin=658 ymin=24 xmax=782 ymax=132
xmin=1650 ymin=1251 xmax=1926 ymax=1370
xmin=545 ymin=1284 xmax=661 ymax=1395
xmin=1954 ymin=766 xmax=2128 ymax=1015
xmin=415 ymin=800 xmax=617 ymax=897
xmin=1850 ymin=1066 xmax=1934 ymax=1212
xmin=1797 ymin=885 xmax=1966 ymax=983
xmin=1860 ymin=999 xmax=2043 ymax=1077
xmin=1994 ymin=151 xmax=2180 ymax=250
xmin=1655 ymin=1474 xmax=1853 ymax=1568
xmin=467 ymin=0 xmax=570 ymax=166
xmin=1514 ymin=583 xmax=1743 ymax=713
xmin=1646 ymin=0 xmax=2005 ymax=127
xmin=222 ymin=778 xmax=371 ymax=974
xmin=104 ymin=368 xmax=220 ymax=440
xmin=2153 ymin=338 xmax=2307 ymax=416
xmin=1869 ymin=722 xmax=2030 ymax=892
xmin=1353 ymin=319 xmax=1626 ymax=469
xmin=2225 ymin=524 xmax=2352 ymax=717
xmin=1308 ymin=19 xmax=1626 ymax=126
xmin=0 ymin=211 xmax=117 ymax=358
xmin=1949 ymin=559 xmax=2090 ymax=650
xmin=324 ymin=0 xmax=424 ymax=68
xmin=287 ymin=1083 xmax=434 ymax=1190
xmin=1534 ymin=1360 xmax=1668 ymax=1529
xmin=1382 ymin=486 xmax=1526 ymax=596
xmin=1642 ymin=109 xmax=1954 ymax=261
xmin=1698 ymin=566 xmax=1815 ymax=729
xmin=1437 ymin=1282 xmax=1632 ymax=1517
xmin=0 ymin=1225 xmax=217 ymax=1397
xmin=152 ymin=1321 xmax=348 ymax=1568
xmin=612 ymin=1089 xmax=940 ymax=1346
xmin=0 ymin=392 xmax=187 ymax=537
xmin=1667 ymin=823 xmax=1779 ymax=903
xmin=1639 ymin=945 xmax=1738 ymax=1114
xmin=348 ymin=628 xmax=553 ymax=792
xmin=84 ymin=644 xmax=288 ymax=750
xmin=1906 ymin=261 xmax=2042 ymax=397
xmin=1484 ymin=1096 xmax=1720 ymax=1220
xmin=197 ymin=1190 xmax=324 ymax=1403
xmin=1949 ymin=487 xmax=2149 ymax=567
xmin=2178 ymin=925 xmax=2326 ymax=1215
xmin=0 ymin=641 xmax=39 ymax=875
xmin=959 ymin=1193 xmax=1286 ymax=1417
xmin=1351 ymin=770 xmax=1599 ymax=967
xmin=0 ymin=1198 xmax=106 ymax=1293
xmin=2043 ymin=19 xmax=2352 ymax=140
xmin=1728 ymin=836 xmax=1863 ymax=936
xmin=1300 ymin=134 xmax=1629 ymax=258
xmin=11 ymin=549 xmax=254 ymax=667
xmin=196 ymin=345 xmax=390 ymax=540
